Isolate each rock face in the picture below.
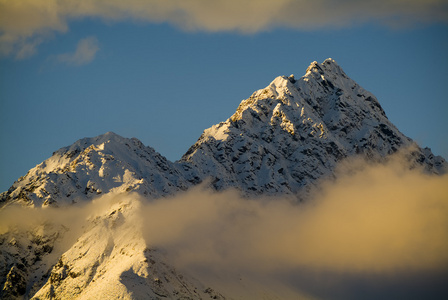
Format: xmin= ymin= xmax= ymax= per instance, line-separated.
xmin=0 ymin=59 xmax=446 ymax=299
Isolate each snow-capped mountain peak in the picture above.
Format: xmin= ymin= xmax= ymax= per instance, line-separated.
xmin=2 ymin=59 xmax=445 ymax=208
xmin=1 ymin=132 xmax=193 ymax=208
xmin=181 ymin=59 xmax=445 ymax=194
xmin=305 ymin=58 xmax=345 ymax=77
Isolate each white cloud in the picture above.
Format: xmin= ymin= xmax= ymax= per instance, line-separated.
xmin=141 ymin=160 xmax=448 ymax=274
xmin=56 ymin=36 xmax=99 ymax=66
xmin=1 ymin=0 xmax=447 ymax=58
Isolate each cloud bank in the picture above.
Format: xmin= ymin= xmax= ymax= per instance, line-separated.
xmin=1 ymin=0 xmax=447 ymax=58
xmin=139 ymin=154 xmax=448 ymax=298
xmin=141 ymin=158 xmax=448 ymax=275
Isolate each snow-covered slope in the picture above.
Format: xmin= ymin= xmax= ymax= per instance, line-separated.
xmin=1 ymin=59 xmax=447 ymax=299
xmin=0 ymin=132 xmax=198 ymax=208
xmin=181 ymin=58 xmax=446 ymax=195
xmin=0 ymin=193 xmax=229 ymax=299
xmin=29 ymin=194 xmax=223 ymax=300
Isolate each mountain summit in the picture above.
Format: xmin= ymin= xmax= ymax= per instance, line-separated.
xmin=1 ymin=59 xmax=445 ymax=208
xmin=180 ymin=58 xmax=445 ymax=194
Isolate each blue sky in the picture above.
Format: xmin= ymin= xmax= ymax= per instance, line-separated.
xmin=1 ymin=0 xmax=448 ymax=192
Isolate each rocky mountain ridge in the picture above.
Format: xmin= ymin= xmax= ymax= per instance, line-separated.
xmin=1 ymin=59 xmax=445 ymax=208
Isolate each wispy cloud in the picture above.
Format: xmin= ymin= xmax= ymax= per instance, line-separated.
xmin=1 ymin=0 xmax=447 ymax=58
xmin=56 ymin=36 xmax=99 ymax=66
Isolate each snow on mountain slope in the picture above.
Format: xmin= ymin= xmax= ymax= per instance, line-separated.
xmin=30 ymin=194 xmax=223 ymax=300
xmin=0 ymin=132 xmax=197 ymax=208
xmin=1 ymin=59 xmax=446 ymax=207
xmin=181 ymin=58 xmax=446 ymax=195
xmin=1 ymin=193 xmax=229 ymax=300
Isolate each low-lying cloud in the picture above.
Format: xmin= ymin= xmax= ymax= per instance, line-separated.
xmin=142 ymin=157 xmax=448 ymax=275
xmin=1 ymin=150 xmax=447 ymax=298
xmin=1 ymin=0 xmax=447 ymax=58
xmin=139 ymin=154 xmax=448 ymax=298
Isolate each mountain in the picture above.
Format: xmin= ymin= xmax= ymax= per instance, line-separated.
xmin=1 ymin=59 xmax=445 ymax=208
xmin=180 ymin=59 xmax=445 ymax=195
xmin=1 ymin=59 xmax=446 ymax=299
xmin=0 ymin=132 xmax=199 ymax=208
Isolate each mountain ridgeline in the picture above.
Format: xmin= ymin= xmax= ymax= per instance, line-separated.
xmin=1 ymin=58 xmax=445 ymax=208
